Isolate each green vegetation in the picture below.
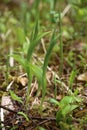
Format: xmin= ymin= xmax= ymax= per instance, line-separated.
xmin=0 ymin=0 xmax=87 ymax=129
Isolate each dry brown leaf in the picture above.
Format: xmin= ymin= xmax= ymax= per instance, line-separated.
xmin=17 ymin=77 xmax=28 ymax=86
xmin=56 ymin=95 xmax=62 ymax=101
xmin=77 ymin=73 xmax=87 ymax=81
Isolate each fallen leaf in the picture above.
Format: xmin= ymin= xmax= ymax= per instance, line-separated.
xmin=17 ymin=77 xmax=28 ymax=86
xmin=77 ymin=73 xmax=87 ymax=81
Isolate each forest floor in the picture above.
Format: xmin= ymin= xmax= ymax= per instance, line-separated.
xmin=0 ymin=1 xmax=87 ymax=130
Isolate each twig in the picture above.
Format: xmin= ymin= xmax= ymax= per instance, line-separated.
xmin=41 ymin=38 xmax=46 ymax=54
xmin=9 ymin=45 xmax=14 ymax=67
xmin=0 ymin=105 xmax=56 ymax=130
xmin=62 ymin=4 xmax=71 ymax=18
xmin=29 ymin=119 xmax=50 ymax=130
xmin=0 ymin=105 xmax=56 ymax=121
xmin=6 ymin=80 xmax=14 ymax=91
xmin=30 ymin=116 xmax=56 ymax=121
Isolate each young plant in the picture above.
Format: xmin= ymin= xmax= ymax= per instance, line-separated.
xmin=26 ymin=19 xmax=51 ymax=106
xmin=49 ymin=95 xmax=82 ymax=124
xmin=41 ymin=28 xmax=60 ymax=107
xmin=12 ymin=18 xmax=50 ymax=108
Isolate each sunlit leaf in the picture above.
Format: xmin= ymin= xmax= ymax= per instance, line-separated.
xmin=49 ymin=98 xmax=59 ymax=106
xmin=9 ymin=90 xmax=23 ymax=104
xmin=59 ymin=96 xmax=81 ymax=108
xmin=62 ymin=104 xmax=78 ymax=116
xmin=18 ymin=111 xmax=29 ymax=122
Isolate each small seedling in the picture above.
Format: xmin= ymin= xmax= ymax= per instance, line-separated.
xmin=12 ymin=18 xmax=50 ymax=109
xmin=49 ymin=95 xmax=82 ymax=124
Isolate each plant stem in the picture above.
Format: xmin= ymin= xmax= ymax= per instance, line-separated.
xmin=59 ymin=11 xmax=63 ymax=77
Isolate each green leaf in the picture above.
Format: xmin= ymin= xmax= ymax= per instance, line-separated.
xmin=56 ymin=101 xmax=78 ymax=123
xmin=49 ymin=98 xmax=59 ymax=106
xmin=18 ymin=111 xmax=29 ymax=122
xmin=12 ymin=54 xmax=27 ymax=69
xmin=25 ymin=63 xmax=43 ymax=105
xmin=30 ymin=18 xmax=39 ymax=42
xmin=73 ymin=96 xmax=83 ymax=103
xmin=27 ymin=31 xmax=50 ymax=62
xmin=69 ymin=70 xmax=77 ymax=89
xmin=23 ymin=38 xmax=30 ymax=54
xmin=35 ymin=31 xmax=50 ymax=45
xmin=27 ymin=17 xmax=50 ymax=62
xmin=9 ymin=90 xmax=23 ymax=104
xmin=16 ymin=27 xmax=25 ymax=45
xmin=62 ymin=104 xmax=78 ymax=116
xmin=56 ymin=110 xmax=63 ymax=123
xmin=27 ymin=19 xmax=39 ymax=61
xmin=42 ymin=30 xmax=60 ymax=103
xmin=38 ymin=126 xmax=46 ymax=130
xmin=59 ymin=96 xmax=76 ymax=108
xmin=29 ymin=63 xmax=43 ymax=85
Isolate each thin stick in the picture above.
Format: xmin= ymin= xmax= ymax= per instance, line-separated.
xmin=0 ymin=105 xmax=56 ymax=121
xmin=29 ymin=119 xmax=50 ymax=130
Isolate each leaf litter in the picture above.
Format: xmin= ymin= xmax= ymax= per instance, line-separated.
xmin=0 ymin=1 xmax=87 ymax=130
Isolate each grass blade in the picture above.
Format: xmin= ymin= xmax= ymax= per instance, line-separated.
xmin=41 ymin=29 xmax=60 ymax=105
